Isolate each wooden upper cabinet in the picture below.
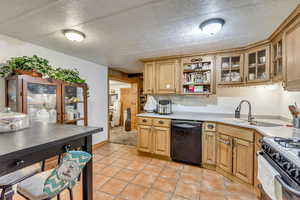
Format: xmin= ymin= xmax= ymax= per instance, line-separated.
xmin=144 ymin=62 xmax=156 ymax=94
xmin=233 ymin=138 xmax=254 ymax=184
xmin=156 ymin=59 xmax=180 ymax=94
xmin=245 ymin=46 xmax=270 ymax=83
xmin=217 ymin=133 xmax=233 ymax=173
xmin=284 ymin=17 xmax=300 ymax=91
xmin=217 ymin=54 xmax=244 ymax=85
xmin=271 ymin=38 xmax=284 ymax=81
xmin=181 ymin=56 xmax=215 ymax=95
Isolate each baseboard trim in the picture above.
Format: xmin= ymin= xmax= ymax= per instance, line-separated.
xmin=93 ymin=140 xmax=108 ymax=150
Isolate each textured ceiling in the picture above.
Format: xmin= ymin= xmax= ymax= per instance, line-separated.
xmin=0 ymin=0 xmax=299 ymax=73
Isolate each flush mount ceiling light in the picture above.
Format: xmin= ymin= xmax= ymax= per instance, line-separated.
xmin=199 ymin=18 xmax=225 ymax=35
xmin=62 ymin=29 xmax=86 ymax=42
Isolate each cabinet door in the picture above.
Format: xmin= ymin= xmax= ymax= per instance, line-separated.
xmin=156 ymin=60 xmax=179 ymax=94
xmin=137 ymin=125 xmax=152 ymax=153
xmin=5 ymin=76 xmax=22 ymax=112
xmin=152 ymin=126 xmax=170 ymax=156
xmin=217 ymin=54 xmax=244 ymax=85
xmin=285 ymin=19 xmax=300 ymax=90
xmin=144 ymin=62 xmax=156 ymax=94
xmin=233 ymin=138 xmax=254 ymax=184
xmin=62 ymin=83 xmax=88 ymax=126
xmin=217 ymin=134 xmax=233 ymax=173
xmin=203 ymin=131 xmax=216 ymax=165
xmin=22 ymin=76 xmax=62 ymax=124
xmin=245 ymin=46 xmax=270 ymax=83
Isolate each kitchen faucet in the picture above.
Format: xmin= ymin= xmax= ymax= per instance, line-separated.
xmin=235 ymin=100 xmax=254 ymax=122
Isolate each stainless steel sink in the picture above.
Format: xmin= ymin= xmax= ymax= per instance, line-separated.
xmin=249 ymin=121 xmax=283 ymax=127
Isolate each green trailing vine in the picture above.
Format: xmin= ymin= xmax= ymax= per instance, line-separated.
xmin=0 ymin=55 xmax=86 ymax=84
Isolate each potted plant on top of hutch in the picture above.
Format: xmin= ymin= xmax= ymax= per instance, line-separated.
xmin=0 ymin=55 xmax=88 ymax=126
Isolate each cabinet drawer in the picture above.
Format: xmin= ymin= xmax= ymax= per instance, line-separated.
xmin=153 ymin=118 xmax=170 ymax=127
xmin=0 ymin=137 xmax=85 ymax=176
xmin=218 ymin=123 xmax=254 ymax=142
xmin=137 ymin=117 xmax=153 ymax=126
xmin=204 ymin=122 xmax=216 ymax=132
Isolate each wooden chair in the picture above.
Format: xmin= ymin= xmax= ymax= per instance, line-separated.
xmin=16 ymin=170 xmax=74 ymax=200
xmin=0 ymin=163 xmax=42 ymax=200
xmin=16 ymin=150 xmax=91 ymax=200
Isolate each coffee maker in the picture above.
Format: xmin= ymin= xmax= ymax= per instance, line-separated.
xmin=157 ymin=100 xmax=172 ymax=115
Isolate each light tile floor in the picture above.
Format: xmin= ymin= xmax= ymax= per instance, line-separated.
xmin=13 ymin=143 xmax=259 ymax=200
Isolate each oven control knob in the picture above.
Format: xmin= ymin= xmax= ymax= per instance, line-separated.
xmin=288 ymin=167 xmax=297 ymax=177
xmin=282 ymin=162 xmax=291 ymax=170
xmin=273 ymin=153 xmax=281 ymax=161
xmin=270 ymin=152 xmax=280 ymax=161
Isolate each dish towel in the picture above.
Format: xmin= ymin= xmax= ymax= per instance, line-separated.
xmin=258 ymin=154 xmax=283 ymax=200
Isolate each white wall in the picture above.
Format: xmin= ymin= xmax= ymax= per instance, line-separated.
xmin=157 ymin=83 xmax=300 ymax=120
xmin=0 ymin=34 xmax=108 ymax=144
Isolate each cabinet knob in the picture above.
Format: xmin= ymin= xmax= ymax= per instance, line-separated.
xmin=142 ymin=119 xmax=147 ymax=123
xmin=159 ymin=121 xmax=164 ymax=124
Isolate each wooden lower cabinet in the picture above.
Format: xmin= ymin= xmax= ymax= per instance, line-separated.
xmin=137 ymin=117 xmax=171 ymax=157
xmin=202 ymin=131 xmax=216 ymax=166
xmin=217 ymin=133 xmax=233 ymax=173
xmin=152 ymin=127 xmax=170 ymax=156
xmin=216 ymin=124 xmax=255 ymax=185
xmin=137 ymin=125 xmax=152 ymax=153
xmin=233 ymin=138 xmax=254 ymax=184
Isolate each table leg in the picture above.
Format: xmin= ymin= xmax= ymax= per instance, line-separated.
xmin=82 ymin=135 xmax=93 ymax=200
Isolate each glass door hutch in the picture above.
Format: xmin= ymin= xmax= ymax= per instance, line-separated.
xmin=5 ymin=75 xmax=88 ymax=126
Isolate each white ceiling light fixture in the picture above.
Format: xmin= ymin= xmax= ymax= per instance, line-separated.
xmin=200 ymin=18 xmax=225 ymax=35
xmin=62 ymin=29 xmax=86 ymax=42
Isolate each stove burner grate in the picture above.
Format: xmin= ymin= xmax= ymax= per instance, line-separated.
xmin=274 ymin=137 xmax=300 ymax=148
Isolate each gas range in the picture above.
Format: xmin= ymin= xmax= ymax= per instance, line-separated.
xmin=262 ymin=137 xmax=300 ymax=186
xmin=263 ymin=137 xmax=300 ymax=169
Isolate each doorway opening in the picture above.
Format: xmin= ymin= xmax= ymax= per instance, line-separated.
xmin=109 ymin=80 xmax=139 ymax=146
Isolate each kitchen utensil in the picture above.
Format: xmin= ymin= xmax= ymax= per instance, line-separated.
xmin=288 ymin=105 xmax=299 ymax=118
xmin=293 ymin=118 xmax=300 ymax=128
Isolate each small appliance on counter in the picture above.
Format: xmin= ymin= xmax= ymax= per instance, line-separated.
xmin=157 ymin=100 xmax=172 ymax=115
xmin=144 ymin=96 xmax=157 ymax=113
xmin=0 ymin=107 xmax=30 ymax=133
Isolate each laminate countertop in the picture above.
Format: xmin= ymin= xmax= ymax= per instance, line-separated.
xmin=137 ymin=112 xmax=300 ymax=138
xmin=0 ymin=122 xmax=103 ymax=159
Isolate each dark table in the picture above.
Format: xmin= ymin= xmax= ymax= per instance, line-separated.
xmin=0 ymin=122 xmax=103 ymax=200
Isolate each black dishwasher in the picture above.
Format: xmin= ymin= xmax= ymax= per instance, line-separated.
xmin=171 ymin=120 xmax=202 ymax=165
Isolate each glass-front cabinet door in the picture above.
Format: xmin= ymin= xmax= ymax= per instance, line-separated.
xmin=5 ymin=76 xmax=21 ymax=112
xmin=62 ymin=83 xmax=87 ymax=126
xmin=23 ymin=77 xmax=61 ymax=123
xmin=245 ymin=46 xmax=270 ymax=82
xmin=272 ymin=39 xmax=283 ymax=81
xmin=218 ymin=54 xmax=244 ymax=85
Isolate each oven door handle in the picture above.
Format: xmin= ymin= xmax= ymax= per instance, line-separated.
xmin=275 ymin=175 xmax=300 ymax=197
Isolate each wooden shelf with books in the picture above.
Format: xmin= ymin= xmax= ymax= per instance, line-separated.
xmin=181 ymin=56 xmax=215 ymax=95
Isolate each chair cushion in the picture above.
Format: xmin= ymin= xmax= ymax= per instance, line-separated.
xmin=0 ymin=163 xmax=41 ymax=186
xmin=17 ymin=170 xmax=53 ymax=200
